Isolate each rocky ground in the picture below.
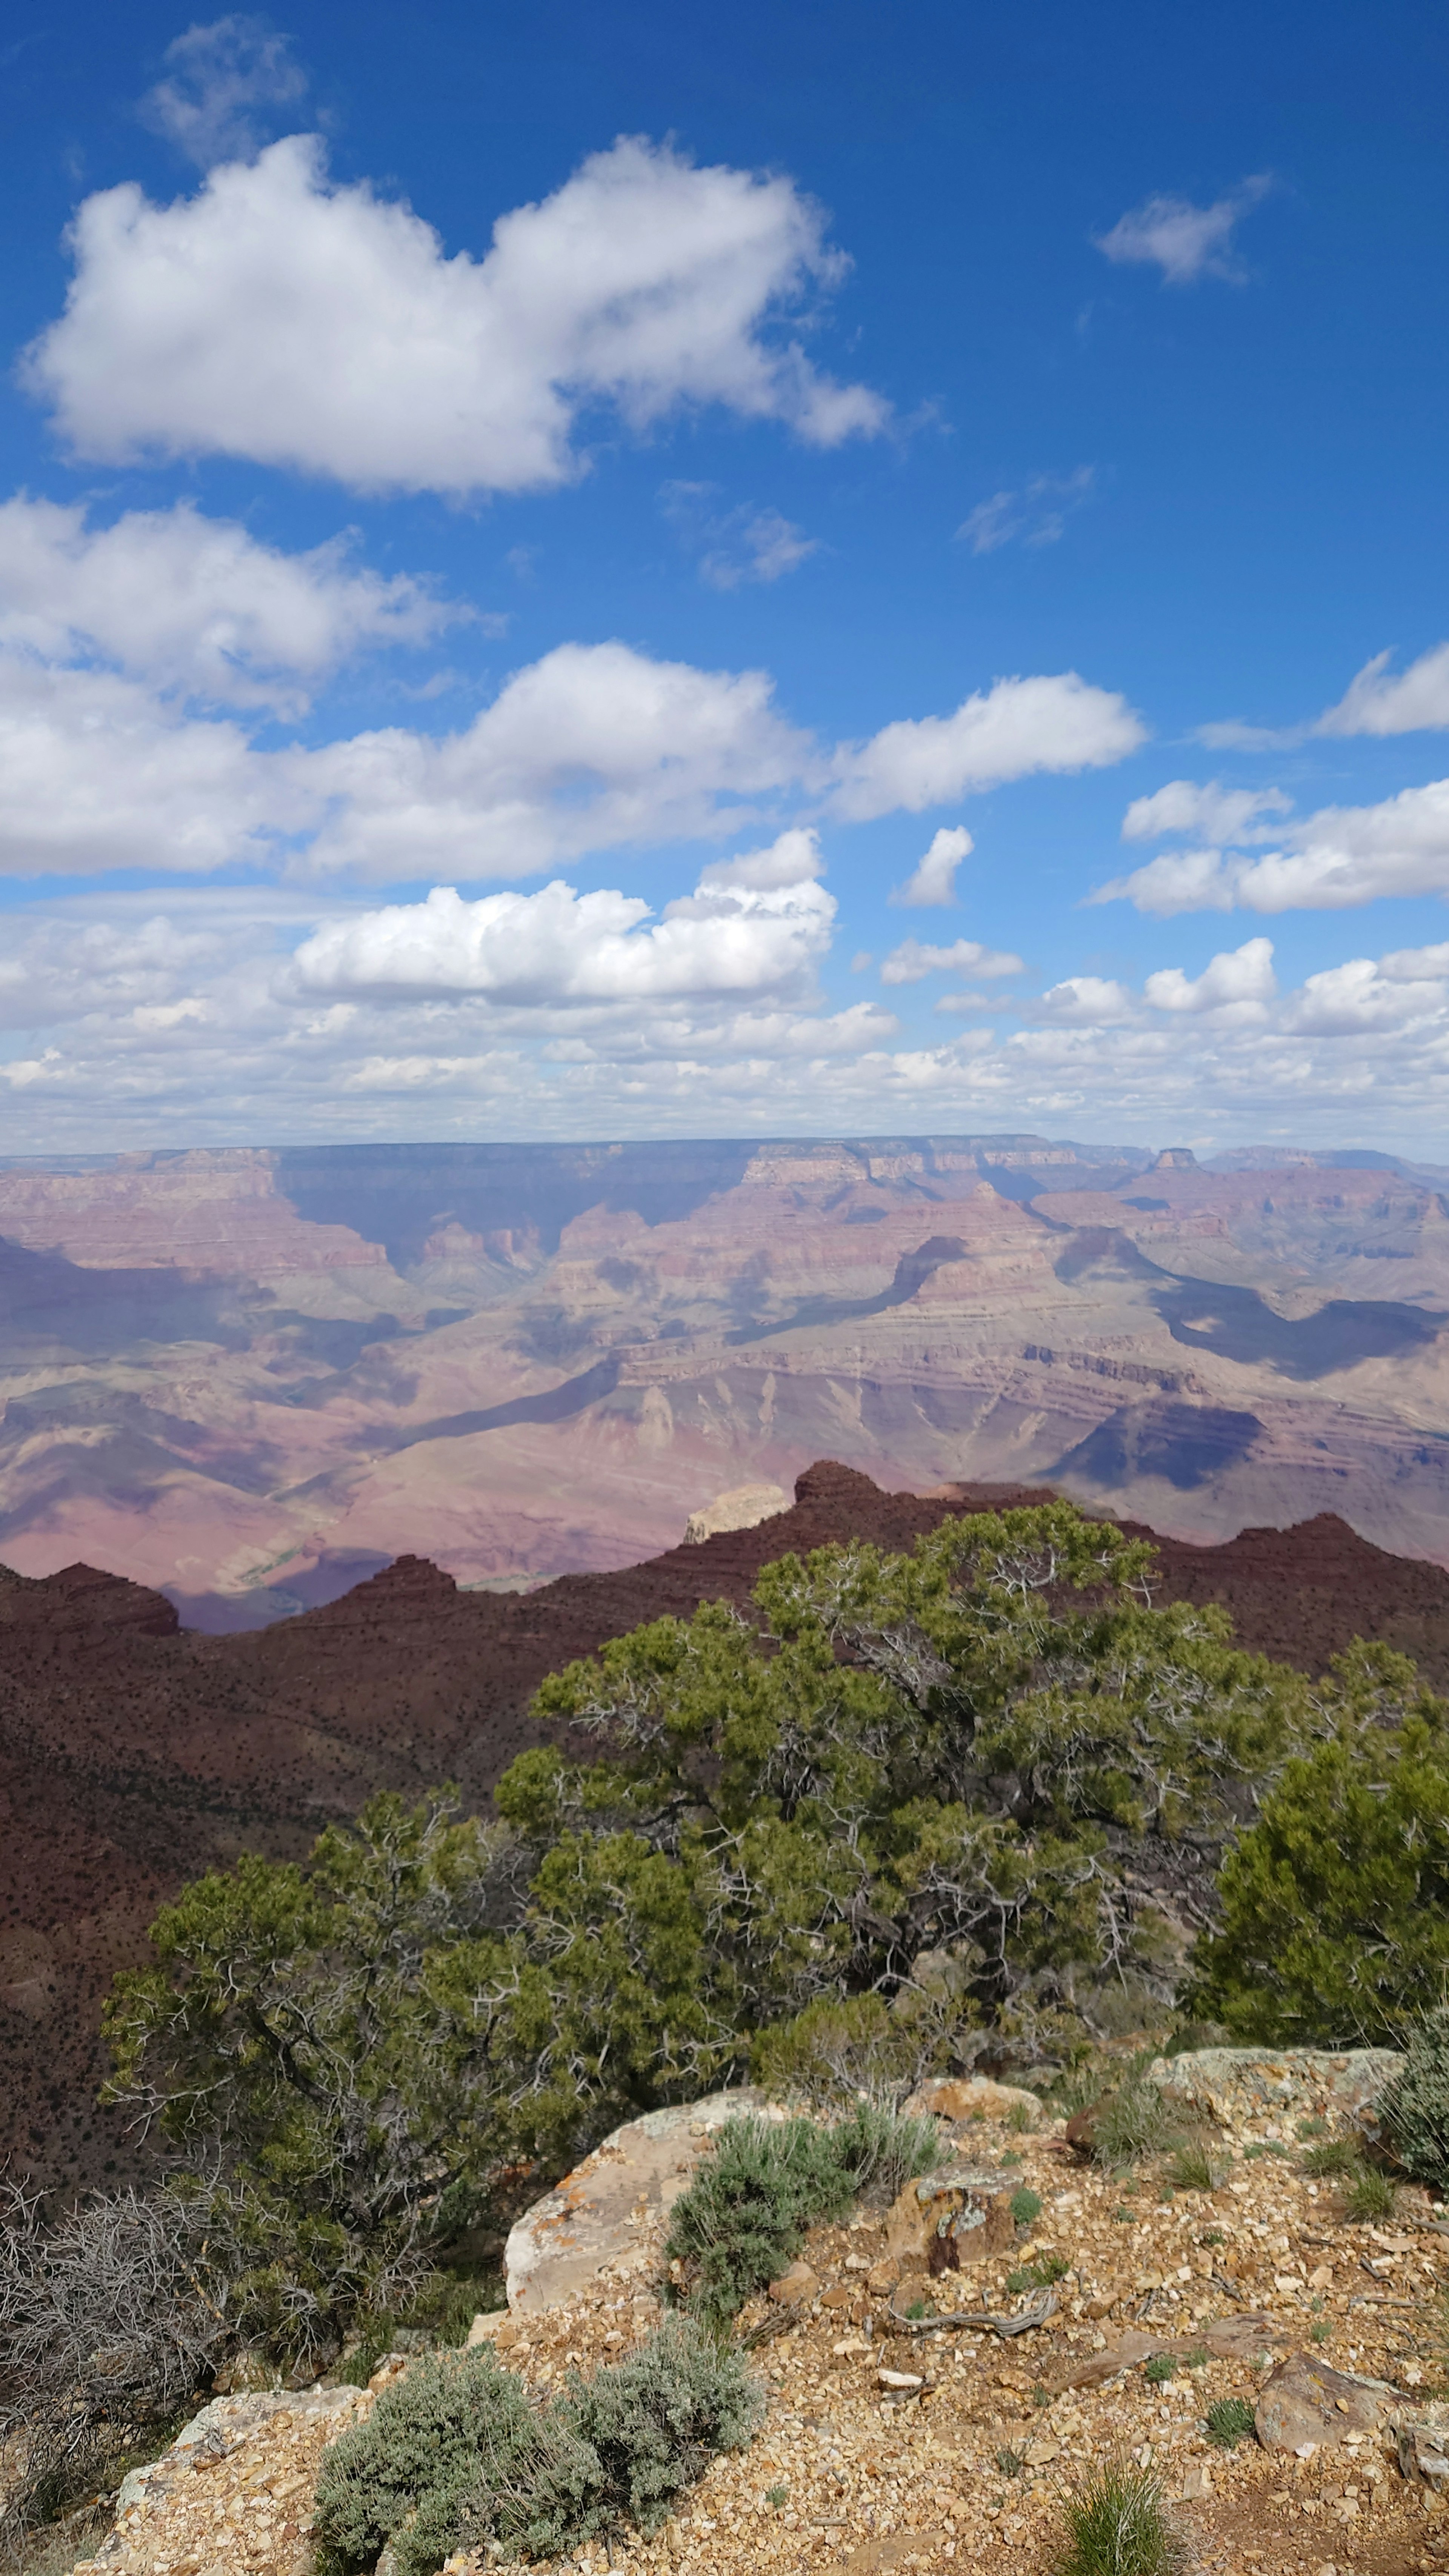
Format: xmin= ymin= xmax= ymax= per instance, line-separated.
xmin=65 ymin=2057 xmax=1449 ymax=2576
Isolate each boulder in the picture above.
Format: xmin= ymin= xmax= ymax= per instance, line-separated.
xmin=1254 ymin=2349 xmax=1395 ymax=2453
xmin=881 ymin=2164 xmax=1018 ymax=2266
xmin=904 ymin=2074 xmax=1042 ymax=2124
xmin=504 ymin=2086 xmax=778 ymax=2313
xmin=1148 ymin=2047 xmax=1402 ymax=2141
xmin=682 ymin=1482 xmax=791 ymax=1544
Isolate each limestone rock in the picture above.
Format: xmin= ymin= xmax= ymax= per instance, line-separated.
xmin=504 ymin=2085 xmax=778 ymax=2312
xmin=683 ymin=1482 xmax=791 ymax=1544
xmin=882 ymin=2165 xmax=1017 ymax=2266
xmin=904 ymin=2073 xmax=1041 ymax=2124
xmin=465 ymin=2310 xmax=519 ymax=2347
xmin=1148 ymin=2045 xmax=1403 ymax=2140
xmin=1255 ymin=2349 xmax=1394 ymax=2452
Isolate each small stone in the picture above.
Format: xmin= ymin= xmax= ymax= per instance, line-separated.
xmin=769 ymin=2259 xmax=818 ymax=2303
xmin=877 ymin=2368 xmax=924 ymax=2390
xmin=868 ymin=2257 xmax=903 ymax=2295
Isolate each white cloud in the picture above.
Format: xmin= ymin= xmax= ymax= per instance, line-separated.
xmin=28 ymin=134 xmax=888 ymax=498
xmin=0 ymin=661 xmax=292 ymax=875
xmin=880 ymin=934 xmax=1023 ymax=986
xmin=1026 ymin=975 xmax=1137 ymax=1026
xmin=139 ymin=14 xmax=308 ymax=168
xmin=831 ymin=672 xmax=1145 ymax=821
xmin=956 ymin=467 xmax=1094 ymax=555
xmin=288 ymin=858 xmax=834 ymax=1006
xmin=1098 ymin=778 xmax=1449 ymax=915
xmin=698 ymin=827 xmax=824 ymax=891
xmin=660 ymin=483 xmax=820 ymax=588
xmin=1143 ymin=936 xmax=1277 ymax=1018
xmin=1121 ymin=778 xmax=1291 ymax=844
xmin=0 ymin=496 xmax=454 ymax=711
xmin=298 ymin=640 xmax=817 ymax=880
xmin=1094 ymin=175 xmax=1272 ymax=285
xmin=889 ymin=824 xmax=972 ymax=908
xmin=1318 ymin=643 xmax=1449 ymax=737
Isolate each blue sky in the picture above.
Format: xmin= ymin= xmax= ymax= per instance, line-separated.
xmin=1 ymin=0 xmax=1448 ymax=1151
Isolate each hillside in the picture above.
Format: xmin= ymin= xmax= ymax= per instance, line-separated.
xmin=8 ymin=1458 xmax=1449 ymax=2202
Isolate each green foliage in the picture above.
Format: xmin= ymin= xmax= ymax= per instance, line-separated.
xmin=752 ymin=1991 xmax=960 ymax=2112
xmin=1380 ymin=2007 xmax=1449 ymax=2192
xmin=1300 ymin=2138 xmax=1363 ymax=2178
xmin=1204 ymin=2396 xmax=1257 ymax=2449
xmin=826 ymin=2102 xmax=943 ymax=2205
xmin=315 ymin=2321 xmax=758 ymax=2576
xmin=997 ymin=2445 xmax=1026 ymax=2476
xmin=1087 ymin=2070 xmax=1177 ymax=2171
xmin=1142 ymin=2353 xmax=1177 ymax=2384
xmin=765 ymin=2481 xmax=788 ymax=2507
xmin=1188 ymin=1659 xmax=1449 ymax=2045
xmin=1167 ymin=2143 xmax=1226 ymax=2192
xmin=1007 ymin=2252 xmax=1069 ymax=2293
xmin=1343 ymin=2165 xmax=1397 ymax=2221
xmin=1054 ymin=2459 xmax=1184 ymax=2576
xmin=1009 ymin=2184 xmax=1044 ymax=2226
xmin=1007 ymin=2099 xmax=1036 ymax=2133
xmin=313 ymin=2344 xmax=531 ymax=2576
xmin=663 ymin=2116 xmax=854 ymax=2328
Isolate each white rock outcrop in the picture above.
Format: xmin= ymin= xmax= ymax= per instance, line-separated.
xmin=681 ymin=1482 xmax=790 ymax=1544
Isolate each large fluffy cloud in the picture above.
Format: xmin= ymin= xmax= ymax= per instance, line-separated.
xmin=831 ymin=673 xmax=1145 ymax=820
xmin=288 ymin=841 xmax=834 ymax=1004
xmin=26 ymin=134 xmax=887 ymax=497
xmin=0 ymin=497 xmax=454 ymax=711
xmin=1098 ymin=777 xmax=1449 ymax=915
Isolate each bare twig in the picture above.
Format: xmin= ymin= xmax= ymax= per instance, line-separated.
xmin=884 ymin=2284 xmax=1057 ymax=2338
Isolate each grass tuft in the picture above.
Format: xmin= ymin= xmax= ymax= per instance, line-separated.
xmin=1054 ymin=2459 xmax=1184 ymax=2576
xmin=1204 ymin=2396 xmax=1257 ymax=2450
xmin=1343 ymin=2165 xmax=1397 ymax=2222
xmin=1166 ymin=2142 xmax=1226 ymax=2193
xmin=1300 ymin=2138 xmax=1363 ymax=2178
xmin=1009 ymin=2186 xmax=1044 ymax=2227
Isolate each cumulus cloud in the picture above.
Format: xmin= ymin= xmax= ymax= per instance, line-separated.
xmin=1025 ymin=975 xmax=1137 ymax=1026
xmin=1097 ymin=778 xmax=1449 ymax=915
xmin=1143 ymin=936 xmax=1277 ymax=1018
xmin=0 ymin=661 xmax=292 ymax=875
xmin=28 ymin=134 xmax=888 ymax=497
xmin=831 ymin=672 xmax=1145 ymax=821
xmin=1121 ymin=778 xmax=1292 ymax=844
xmin=0 ymin=497 xmax=455 ymax=710
xmin=880 ymin=934 xmax=1023 ymax=986
xmin=139 ymin=14 xmax=308 ymax=168
xmin=298 ymin=640 xmax=817 ymax=880
xmin=889 ymin=824 xmax=972 ymax=908
xmin=1094 ymin=175 xmax=1272 ymax=285
xmin=698 ymin=827 xmax=824 ymax=891
xmin=288 ymin=855 xmax=834 ymax=1006
xmin=956 ymin=467 xmax=1094 ymax=556
xmin=1318 ymin=643 xmax=1449 ymax=737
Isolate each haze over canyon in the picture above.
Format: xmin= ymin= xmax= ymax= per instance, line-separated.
xmin=3 ymin=1130 xmax=1449 ymax=1628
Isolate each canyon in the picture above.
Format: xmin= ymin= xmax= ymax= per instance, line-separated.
xmin=1 ymin=1132 xmax=1449 ymax=1627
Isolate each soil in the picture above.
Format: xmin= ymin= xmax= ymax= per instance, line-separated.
xmin=69 ymin=2088 xmax=1449 ymax=2576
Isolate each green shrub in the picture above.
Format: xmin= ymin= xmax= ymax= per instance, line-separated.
xmin=1187 ymin=1698 xmax=1449 ymax=2045
xmin=1007 ymin=2099 xmax=1037 ymax=2133
xmin=997 ymin=2445 xmax=1025 ymax=2476
xmin=1006 ymin=2252 xmax=1069 ymax=2294
xmin=1009 ymin=2185 xmax=1044 ymax=2227
xmin=482 ymin=2318 xmax=761 ymax=2558
xmin=1343 ymin=2165 xmax=1397 ymax=2222
xmin=663 ymin=2117 xmax=853 ymax=2328
xmin=313 ymin=2343 xmax=531 ymax=2576
xmin=1088 ymin=2075 xmax=1175 ymax=2170
xmin=828 ymin=2102 xmax=943 ymax=2204
xmin=1380 ymin=2007 xmax=1449 ymax=2192
xmin=1142 ymin=2353 xmax=1177 ymax=2385
xmin=1054 ymin=2459 xmax=1184 ymax=2575
xmin=1204 ymin=2396 xmax=1257 ymax=2449
xmin=316 ymin=2321 xmax=759 ymax=2576
xmin=752 ymin=1992 xmax=961 ymax=2112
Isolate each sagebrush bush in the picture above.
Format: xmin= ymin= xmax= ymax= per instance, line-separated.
xmin=1380 ymin=2007 xmax=1449 ymax=2192
xmin=663 ymin=2110 xmax=938 ymax=2326
xmin=664 ymin=2117 xmax=853 ymax=2327
xmin=314 ymin=2344 xmax=532 ymax=2576
xmin=314 ymin=2322 xmax=758 ymax=2576
xmin=1054 ymin=2459 xmax=1185 ymax=2576
xmin=481 ymin=2319 xmax=761 ymax=2558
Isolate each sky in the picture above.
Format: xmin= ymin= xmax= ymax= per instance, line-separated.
xmin=2 ymin=0 xmax=1449 ymax=1155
